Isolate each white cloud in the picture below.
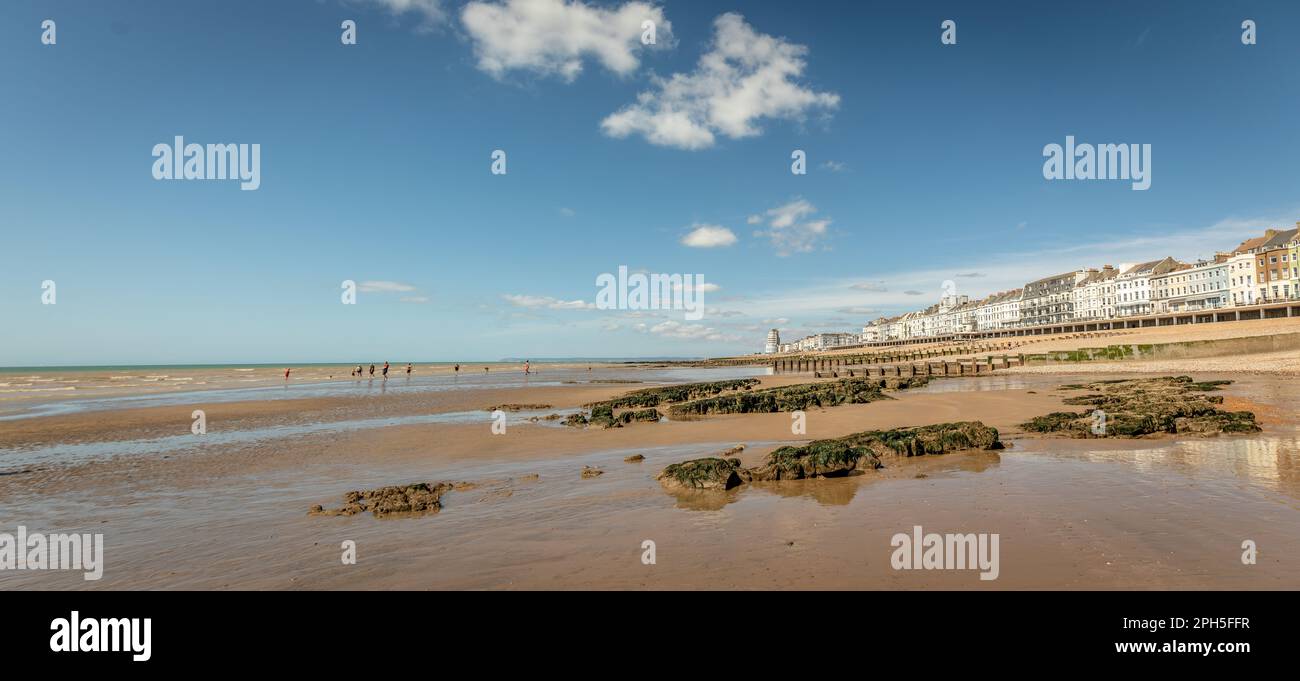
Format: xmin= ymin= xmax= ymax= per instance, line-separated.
xmin=671 ymin=281 xmax=720 ymax=293
xmin=850 ymin=281 xmax=887 ymax=292
xmin=821 ymin=160 xmax=847 ymax=172
xmin=502 ymin=293 xmax=596 ymax=310
xmin=601 ymin=13 xmax=839 ymax=149
xmin=635 ymin=320 xmax=741 ymax=343
xmin=358 ymin=0 xmax=447 ymax=30
xmin=559 ymin=207 xmax=576 ymax=217
xmin=705 ymin=307 xmax=744 ymax=317
xmin=461 ymin=0 xmax=670 ymax=81
xmin=359 ymin=280 xmax=417 ymax=293
xmin=680 ymin=223 xmax=737 ymax=248
xmin=749 ymin=198 xmax=831 ymax=255
xmin=400 ymin=296 xmax=430 ymax=303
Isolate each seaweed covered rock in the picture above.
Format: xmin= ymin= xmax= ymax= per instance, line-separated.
xmin=588 ymin=403 xmax=617 ymax=428
xmin=667 ymin=378 xmax=898 ymax=417
xmin=562 ymin=412 xmax=589 ymax=427
xmin=310 ymin=482 xmax=454 ymax=518
xmin=749 ymin=440 xmax=880 ymax=481
xmin=599 ymin=379 xmax=761 ymax=409
xmin=582 ymin=404 xmax=660 ymax=429
xmin=658 ymin=422 xmax=1001 ymax=491
xmin=657 ymin=457 xmax=751 ymax=491
xmin=1021 ymin=376 xmax=1260 ymax=438
xmin=847 ymin=422 xmax=1002 ymax=457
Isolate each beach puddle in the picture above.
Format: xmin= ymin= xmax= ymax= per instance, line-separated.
xmin=0 ymin=407 xmax=583 ymax=468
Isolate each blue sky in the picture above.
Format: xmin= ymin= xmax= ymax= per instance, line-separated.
xmin=2 ymin=0 xmax=1298 ymax=365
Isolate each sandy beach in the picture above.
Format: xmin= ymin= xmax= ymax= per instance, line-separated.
xmin=2 ymin=353 xmax=1297 ymax=590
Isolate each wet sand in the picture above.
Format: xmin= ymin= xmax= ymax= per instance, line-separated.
xmin=1 ymin=369 xmax=1297 ymax=590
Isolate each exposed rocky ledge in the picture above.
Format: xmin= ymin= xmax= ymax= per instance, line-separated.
xmin=310 ymin=482 xmax=454 ymax=518
xmin=667 ymin=376 xmax=927 ymax=417
xmin=485 ymin=403 xmax=552 ymax=412
xmin=657 ymin=422 xmax=1001 ymax=491
xmin=1021 ymin=376 xmax=1260 ymax=438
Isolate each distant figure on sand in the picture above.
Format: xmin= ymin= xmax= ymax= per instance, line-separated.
xmin=524 ymin=360 xmax=530 ymax=375
xmin=383 ymin=361 xmax=389 ymax=378
xmin=406 ymin=363 xmax=412 ymax=375
xmin=284 ymin=368 xmax=291 ymax=379
xmin=454 ymin=364 xmax=460 ymax=373
xmin=369 ymin=364 xmax=375 ymax=377
xmin=484 ymin=366 xmax=489 ymax=373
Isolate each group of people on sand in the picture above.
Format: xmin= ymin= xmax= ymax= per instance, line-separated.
xmin=348 ymin=361 xmax=413 ymax=379
xmin=287 ymin=361 xmax=539 ymax=381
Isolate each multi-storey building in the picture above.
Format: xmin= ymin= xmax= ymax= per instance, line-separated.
xmin=1254 ymin=227 xmax=1300 ymax=301
xmin=1114 ymin=257 xmax=1180 ymax=317
xmin=1151 ymin=256 xmax=1230 ymax=313
xmin=945 ymin=299 xmax=980 ymax=334
xmin=1019 ymin=270 xmax=1087 ymax=326
xmin=763 ymin=329 xmax=781 ymax=354
xmin=1073 ymin=265 xmax=1119 ymax=320
xmin=974 ymin=289 xmax=1022 ymax=330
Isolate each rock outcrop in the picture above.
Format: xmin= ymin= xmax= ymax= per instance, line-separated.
xmin=657 ymin=457 xmax=752 ymax=491
xmin=310 ymin=482 xmax=454 ymax=518
xmin=657 ymin=422 xmax=1001 ymax=491
xmin=1021 ymin=376 xmax=1260 ymax=438
xmin=666 ymin=377 xmax=926 ymax=417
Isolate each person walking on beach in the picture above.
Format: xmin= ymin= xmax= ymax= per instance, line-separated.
xmin=284 ymin=367 xmax=291 ymax=380
xmin=524 ymin=360 xmax=530 ymax=375
xmin=369 ymin=364 xmax=375 ymax=377
xmin=406 ymin=363 xmax=412 ymax=375
xmin=382 ymin=361 xmax=390 ymax=378
xmin=454 ymin=364 xmax=459 ymax=373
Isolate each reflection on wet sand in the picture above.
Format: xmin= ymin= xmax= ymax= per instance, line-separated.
xmin=663 ymin=450 xmax=1005 ymax=511
xmin=1017 ymin=432 xmax=1300 ymax=495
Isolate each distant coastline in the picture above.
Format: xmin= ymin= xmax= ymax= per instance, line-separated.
xmin=0 ymin=358 xmax=705 ymax=373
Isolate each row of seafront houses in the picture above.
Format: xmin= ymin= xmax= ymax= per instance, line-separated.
xmin=768 ymin=223 xmax=1300 ymax=353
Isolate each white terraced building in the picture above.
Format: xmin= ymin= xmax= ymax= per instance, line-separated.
xmin=1114 ymin=257 xmax=1180 ymax=317
xmin=831 ymin=226 xmax=1300 ymax=346
xmin=1073 ymin=265 xmax=1119 ymax=320
xmin=975 ymin=289 xmax=1022 ymax=330
xmin=1151 ymin=257 xmax=1231 ymax=313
